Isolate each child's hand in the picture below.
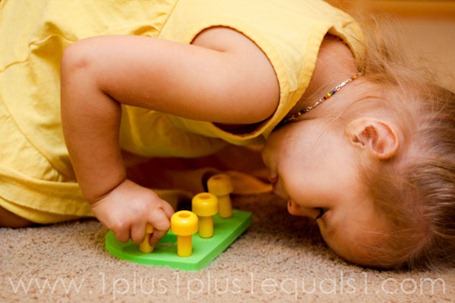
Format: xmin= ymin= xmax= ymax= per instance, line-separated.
xmin=91 ymin=179 xmax=174 ymax=246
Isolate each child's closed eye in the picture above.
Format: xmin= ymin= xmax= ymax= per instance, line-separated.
xmin=315 ymin=208 xmax=327 ymax=220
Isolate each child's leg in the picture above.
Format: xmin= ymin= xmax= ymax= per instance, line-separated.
xmin=125 ymin=145 xmax=270 ymax=195
xmin=0 ymin=206 xmax=33 ymax=228
xmin=126 ymin=156 xmax=219 ymax=195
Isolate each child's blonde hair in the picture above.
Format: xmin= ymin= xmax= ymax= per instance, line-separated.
xmin=353 ymin=17 xmax=455 ymax=270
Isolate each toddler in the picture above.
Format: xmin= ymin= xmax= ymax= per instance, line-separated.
xmin=0 ymin=0 xmax=453 ymax=270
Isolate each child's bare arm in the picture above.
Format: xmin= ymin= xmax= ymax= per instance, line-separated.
xmin=61 ymin=28 xmax=278 ymax=200
xmin=60 ymin=28 xmax=279 ymax=244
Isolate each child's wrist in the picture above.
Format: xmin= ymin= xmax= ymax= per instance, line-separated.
xmin=82 ymin=175 xmax=128 ymax=204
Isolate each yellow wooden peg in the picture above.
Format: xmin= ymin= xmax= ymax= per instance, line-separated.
xmin=207 ymin=174 xmax=233 ymax=218
xmin=139 ymin=224 xmax=154 ymax=253
xmin=171 ymin=211 xmax=198 ymax=257
xmin=192 ymin=192 xmax=218 ymax=238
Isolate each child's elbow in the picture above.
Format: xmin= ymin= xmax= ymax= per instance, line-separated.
xmin=61 ymin=39 xmax=98 ymax=84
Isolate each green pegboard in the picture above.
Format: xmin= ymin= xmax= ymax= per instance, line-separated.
xmin=105 ymin=210 xmax=252 ymax=271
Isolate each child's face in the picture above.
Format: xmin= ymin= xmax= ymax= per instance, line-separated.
xmin=262 ymin=118 xmax=390 ymax=265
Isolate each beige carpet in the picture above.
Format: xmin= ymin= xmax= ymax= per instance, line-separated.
xmin=1 ymin=193 xmax=454 ymax=303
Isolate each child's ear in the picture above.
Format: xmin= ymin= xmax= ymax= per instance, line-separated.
xmin=345 ymin=118 xmax=400 ymax=160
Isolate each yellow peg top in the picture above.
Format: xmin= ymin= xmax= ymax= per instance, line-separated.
xmin=207 ymin=174 xmax=233 ymax=196
xmin=171 ymin=211 xmax=198 ymax=236
xmin=192 ymin=193 xmax=218 ymax=217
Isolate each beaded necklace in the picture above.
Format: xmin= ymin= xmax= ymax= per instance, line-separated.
xmin=282 ymin=73 xmax=362 ymax=124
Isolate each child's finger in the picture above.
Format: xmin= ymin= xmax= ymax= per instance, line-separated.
xmin=113 ymin=227 xmax=130 ymax=243
xmin=149 ymin=228 xmax=168 ymax=247
xmin=149 ymin=207 xmax=172 ymax=231
xmin=161 ymin=201 xmax=175 ymax=219
xmin=146 ymin=209 xmax=172 ymax=246
xmin=130 ymin=221 xmax=147 ymax=244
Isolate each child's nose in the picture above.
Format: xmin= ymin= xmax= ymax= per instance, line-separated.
xmin=287 ymin=200 xmax=320 ymax=219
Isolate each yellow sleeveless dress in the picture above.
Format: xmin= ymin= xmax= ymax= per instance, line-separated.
xmin=0 ymin=0 xmax=364 ymax=223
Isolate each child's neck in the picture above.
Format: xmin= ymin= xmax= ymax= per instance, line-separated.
xmin=290 ymin=34 xmax=358 ymax=118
